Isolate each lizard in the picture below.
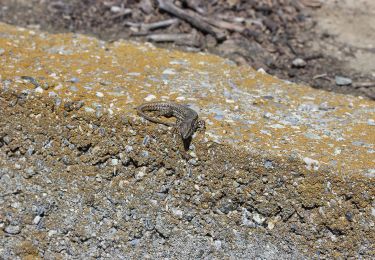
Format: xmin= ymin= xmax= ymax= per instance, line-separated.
xmin=136 ymin=101 xmax=205 ymax=158
xmin=137 ymin=101 xmax=205 ymax=139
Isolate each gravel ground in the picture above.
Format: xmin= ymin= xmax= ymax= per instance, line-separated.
xmin=1 ymin=88 xmax=374 ymax=259
xmin=0 ymin=95 xmax=307 ymax=259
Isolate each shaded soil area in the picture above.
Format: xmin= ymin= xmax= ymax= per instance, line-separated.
xmin=1 ymin=89 xmax=374 ymax=258
xmin=0 ymin=0 xmax=374 ymax=99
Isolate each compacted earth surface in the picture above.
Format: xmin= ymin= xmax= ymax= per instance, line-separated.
xmin=0 ymin=1 xmax=374 ymax=259
xmin=0 ymin=0 xmax=374 ymax=99
xmin=0 ymin=96 xmax=311 ymax=259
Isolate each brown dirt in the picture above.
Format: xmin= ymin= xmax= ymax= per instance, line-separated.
xmin=1 ymin=88 xmax=374 ymax=258
xmin=0 ymin=0 xmax=374 ymax=100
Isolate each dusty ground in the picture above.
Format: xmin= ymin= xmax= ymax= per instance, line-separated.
xmin=314 ymin=0 xmax=375 ymax=74
xmin=309 ymin=0 xmax=375 ymax=98
xmin=0 ymin=0 xmax=374 ymax=99
xmin=1 ymin=92 xmax=373 ymax=259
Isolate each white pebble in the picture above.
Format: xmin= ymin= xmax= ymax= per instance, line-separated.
xmin=303 ymin=157 xmax=320 ymax=171
xmin=176 ymin=96 xmax=186 ymax=101
xmin=85 ymin=107 xmax=95 ymax=113
xmin=144 ymin=94 xmax=156 ymax=101
xmin=252 ymin=213 xmax=265 ymax=224
xmin=33 ymin=215 xmax=42 ymax=225
xmin=257 ymin=68 xmax=266 ymax=74
xmin=111 ymin=159 xmax=119 ymax=166
xmin=162 ymin=68 xmax=176 ymax=75
xmin=35 ymin=87 xmax=44 ymax=93
xmin=110 ymin=6 xmax=121 ymax=13
xmin=171 ymin=208 xmax=183 ymax=218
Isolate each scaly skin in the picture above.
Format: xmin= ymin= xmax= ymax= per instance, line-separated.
xmin=136 ymin=101 xmax=205 ymax=140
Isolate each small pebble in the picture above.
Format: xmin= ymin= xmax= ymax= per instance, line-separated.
xmin=292 ymin=58 xmax=307 ymax=68
xmin=214 ymin=240 xmax=222 ymax=250
xmin=5 ymin=225 xmax=21 ymax=235
xmin=303 ymin=157 xmax=320 ymax=171
xmin=335 ymin=76 xmax=352 ymax=86
xmin=70 ymin=86 xmax=78 ymax=92
xmin=127 ymin=72 xmax=141 ymax=76
xmin=270 ymin=124 xmax=285 ymax=129
xmin=125 ymin=145 xmax=133 ymax=153
xmin=144 ymin=94 xmax=156 ymax=101
xmin=111 ymin=159 xmax=119 ymax=166
xmin=304 ymin=132 xmax=321 ymax=140
xmin=129 ymin=238 xmax=140 ymax=247
xmin=48 ymin=230 xmax=58 ymax=237
xmin=268 ymin=221 xmax=275 ymax=230
xmin=96 ymin=92 xmax=104 ymax=97
xmin=3 ymin=135 xmax=11 ymax=144
xmin=135 ymin=167 xmax=146 ymax=180
xmin=171 ymin=208 xmax=183 ymax=218
xmin=263 ymin=112 xmax=273 ymax=119
xmin=262 ymin=95 xmax=274 ymax=100
xmin=141 ymin=150 xmax=149 ymax=158
xmin=33 ymin=215 xmax=42 ymax=225
xmin=144 ymin=218 xmax=155 ymax=231
xmin=142 ymin=135 xmax=150 ymax=146
xmin=162 ymin=68 xmax=176 ymax=75
xmin=188 ymin=159 xmax=198 ymax=166
xmin=345 ymin=212 xmax=353 ymax=222
xmin=257 ymin=68 xmax=266 ymax=74
xmin=55 ymin=98 xmax=62 ymax=107
xmin=264 ymin=160 xmax=273 ymax=169
xmin=48 ymin=91 xmax=57 ymax=97
xmin=252 ymin=213 xmax=265 ymax=225
xmin=11 ymin=202 xmax=20 ymax=209
xmin=0 ymin=48 xmax=5 ymax=55
xmin=176 ymin=96 xmax=186 ymax=101
xmin=27 ymin=146 xmax=35 ymax=156
xmin=110 ymin=6 xmax=122 ymax=13
xmin=368 ymin=119 xmax=375 ymax=126
xmin=85 ymin=107 xmax=95 ymax=113
xmin=68 ymin=77 xmax=79 ymax=83
xmin=35 ymin=87 xmax=44 ymax=94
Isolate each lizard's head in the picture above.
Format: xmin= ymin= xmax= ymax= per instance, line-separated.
xmin=179 ymin=119 xmax=197 ymax=139
xmin=179 ymin=119 xmax=205 ymax=139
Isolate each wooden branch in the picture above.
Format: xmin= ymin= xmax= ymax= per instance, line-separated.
xmin=141 ymin=18 xmax=179 ymax=31
xmin=125 ymin=19 xmax=179 ymax=31
xmin=202 ymin=18 xmax=245 ymax=33
xmin=353 ymin=82 xmax=375 ymax=88
xmin=146 ymin=33 xmax=201 ymax=47
xmin=110 ymin=8 xmax=132 ymax=19
xmin=157 ymin=0 xmax=226 ymax=41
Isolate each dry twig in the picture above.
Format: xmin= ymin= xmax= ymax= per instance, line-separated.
xmin=157 ymin=0 xmax=226 ymax=40
xmin=146 ymin=32 xmax=201 ymax=47
xmin=125 ymin=18 xmax=179 ymax=32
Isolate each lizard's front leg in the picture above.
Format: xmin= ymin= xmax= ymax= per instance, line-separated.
xmin=174 ymin=120 xmax=191 ymax=160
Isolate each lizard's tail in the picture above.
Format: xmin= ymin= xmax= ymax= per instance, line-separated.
xmin=136 ymin=107 xmax=174 ymax=127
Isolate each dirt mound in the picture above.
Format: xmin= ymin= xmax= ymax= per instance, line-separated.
xmin=0 ymin=0 xmax=374 ymax=99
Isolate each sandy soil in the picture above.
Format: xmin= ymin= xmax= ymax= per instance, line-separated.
xmin=313 ymin=0 xmax=375 ymax=75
